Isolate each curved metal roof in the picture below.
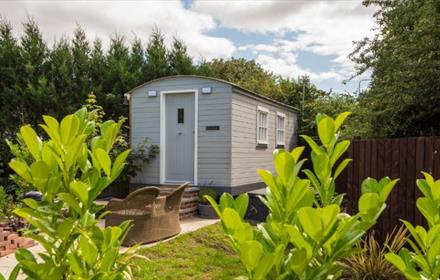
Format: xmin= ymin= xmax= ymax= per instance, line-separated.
xmin=125 ymin=75 xmax=298 ymax=111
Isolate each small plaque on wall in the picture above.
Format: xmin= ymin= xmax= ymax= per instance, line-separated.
xmin=202 ymin=87 xmax=212 ymax=94
xmin=206 ymin=126 xmax=220 ymax=131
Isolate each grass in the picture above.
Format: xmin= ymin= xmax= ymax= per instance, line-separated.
xmin=132 ymin=223 xmax=244 ymax=279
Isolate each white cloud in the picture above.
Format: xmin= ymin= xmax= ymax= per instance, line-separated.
xmin=0 ymin=0 xmax=236 ymax=60
xmin=193 ymin=0 xmax=376 ymax=82
xmin=256 ymin=54 xmax=344 ymax=82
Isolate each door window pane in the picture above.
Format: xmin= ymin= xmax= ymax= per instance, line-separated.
xmin=178 ymin=108 xmax=184 ymax=124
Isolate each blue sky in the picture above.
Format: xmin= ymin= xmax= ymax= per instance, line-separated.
xmin=1 ymin=0 xmax=375 ymax=93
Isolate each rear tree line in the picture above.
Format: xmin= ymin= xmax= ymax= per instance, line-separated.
xmin=1 ymin=18 xmax=334 ymax=187
xmin=0 ymin=19 xmax=327 ymax=137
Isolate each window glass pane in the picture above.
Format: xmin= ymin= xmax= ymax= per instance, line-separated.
xmin=178 ymin=108 xmax=184 ymax=123
xmin=257 ymin=108 xmax=269 ymax=143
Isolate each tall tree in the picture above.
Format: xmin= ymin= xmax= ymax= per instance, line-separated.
xmin=0 ymin=19 xmax=24 ymax=137
xmin=20 ymin=19 xmax=51 ymax=124
xmin=144 ymin=28 xmax=168 ymax=80
xmin=129 ymin=37 xmax=146 ymax=85
xmin=350 ymin=0 xmax=440 ymax=137
xmin=103 ymin=34 xmax=131 ymax=118
xmin=167 ymin=37 xmax=195 ymax=75
xmin=71 ymin=26 xmax=91 ymax=107
xmin=89 ymin=38 xmax=106 ymax=96
xmin=46 ymin=38 xmax=74 ymax=117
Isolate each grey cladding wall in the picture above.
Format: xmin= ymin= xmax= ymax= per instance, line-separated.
xmin=130 ymin=77 xmax=232 ymax=187
xmin=230 ymin=89 xmax=297 ymax=187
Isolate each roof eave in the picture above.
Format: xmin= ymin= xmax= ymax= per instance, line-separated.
xmin=124 ymin=75 xmax=299 ymax=112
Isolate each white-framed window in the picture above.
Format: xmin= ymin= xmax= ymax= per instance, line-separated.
xmin=276 ymin=112 xmax=286 ymax=146
xmin=257 ymin=106 xmax=269 ymax=145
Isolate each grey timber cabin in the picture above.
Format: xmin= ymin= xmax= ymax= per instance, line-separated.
xmin=126 ymin=75 xmax=299 ymax=194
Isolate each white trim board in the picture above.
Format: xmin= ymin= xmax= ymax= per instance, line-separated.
xmin=160 ymin=89 xmax=198 ymax=185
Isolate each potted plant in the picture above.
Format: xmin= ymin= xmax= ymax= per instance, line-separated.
xmin=198 ymin=188 xmax=219 ymax=219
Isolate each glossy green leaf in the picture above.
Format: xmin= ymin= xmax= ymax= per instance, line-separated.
xmin=9 ymin=159 xmax=32 ymax=183
xmin=290 ymin=146 xmax=305 ymax=162
xmin=321 ymin=204 xmax=340 ymax=230
xmin=385 ymin=253 xmax=407 ymax=274
xmin=204 ymin=195 xmax=221 ymax=218
xmin=65 ymin=135 xmax=86 ymax=170
xmin=42 ymin=115 xmax=60 ymax=141
xmin=290 ymin=248 xmax=308 ymax=275
xmin=233 ymin=193 xmax=249 ymax=219
xmin=416 ymin=179 xmax=432 ymax=200
xmin=56 ymin=218 xmax=75 ymax=240
xmin=233 ymin=223 xmax=254 ymax=243
xmin=30 ymin=161 xmax=50 ymax=190
xmin=96 ymin=148 xmax=111 ymax=177
xmin=60 ymin=114 xmax=80 ymax=145
xmin=101 ymin=248 xmax=119 ymax=271
xmin=361 ymin=177 xmax=379 ymax=194
xmin=330 ymin=140 xmax=350 ymax=165
xmin=22 ymin=198 xmax=38 ymax=209
xmin=298 ymin=207 xmax=322 ymax=241
xmin=240 ymin=240 xmax=263 ymax=272
xmin=79 ymin=234 xmax=98 ymax=266
xmin=70 ymin=181 xmax=89 ymax=205
xmin=334 ymin=158 xmax=351 ymax=180
xmin=300 ymin=135 xmax=323 ymax=155
xmin=220 ymin=193 xmax=235 ymax=211
xmin=416 ymin=197 xmax=437 ymax=226
xmin=359 ymin=193 xmax=380 ymax=213
xmin=222 ymin=208 xmax=242 ymax=232
xmin=317 ymin=116 xmax=335 ymax=147
xmin=111 ymin=149 xmax=131 ymax=179
xmin=334 ymin=112 xmax=351 ymax=131
xmin=67 ymin=253 xmax=84 ymax=275
xmin=274 ymin=150 xmax=295 ymax=185
xmin=379 ymin=179 xmax=399 ymax=202
xmin=15 ymin=248 xmax=36 ymax=263
xmin=20 ymin=125 xmax=42 ymax=159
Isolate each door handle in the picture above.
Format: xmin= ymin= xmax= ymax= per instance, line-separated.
xmin=178 ymin=132 xmax=183 ymax=135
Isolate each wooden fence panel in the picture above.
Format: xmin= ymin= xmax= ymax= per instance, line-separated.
xmin=338 ymin=136 xmax=440 ymax=241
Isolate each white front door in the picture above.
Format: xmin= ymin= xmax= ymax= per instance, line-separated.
xmin=164 ymin=93 xmax=195 ymax=183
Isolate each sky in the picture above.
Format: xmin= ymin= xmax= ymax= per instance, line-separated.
xmin=0 ymin=0 xmax=376 ymax=93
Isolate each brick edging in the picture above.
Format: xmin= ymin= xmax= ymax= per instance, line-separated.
xmin=0 ymin=224 xmax=35 ymax=257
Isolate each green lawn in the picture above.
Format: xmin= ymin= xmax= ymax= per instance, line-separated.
xmin=132 ymin=223 xmax=244 ymax=279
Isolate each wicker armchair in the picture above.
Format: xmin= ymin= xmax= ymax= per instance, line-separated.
xmin=105 ymin=182 xmax=188 ymax=246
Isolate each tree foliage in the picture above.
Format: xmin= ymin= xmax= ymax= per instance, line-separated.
xmin=350 ymin=0 xmax=440 ymax=137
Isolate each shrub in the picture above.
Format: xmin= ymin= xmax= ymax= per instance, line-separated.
xmin=198 ymin=188 xmax=218 ymax=204
xmin=342 ymin=225 xmax=407 ymax=280
xmin=386 ymin=172 xmax=440 ymax=279
xmin=0 ymin=186 xmax=8 ymax=218
xmin=206 ymin=112 xmax=398 ymax=279
xmin=1 ymin=108 xmax=142 ymax=280
xmin=86 ymin=92 xmax=159 ymax=185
